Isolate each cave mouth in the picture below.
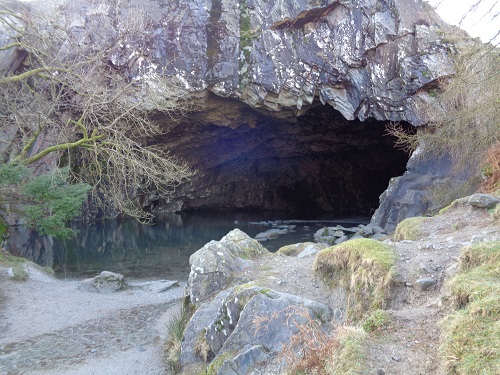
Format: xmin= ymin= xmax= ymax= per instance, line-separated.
xmin=160 ymin=102 xmax=411 ymax=218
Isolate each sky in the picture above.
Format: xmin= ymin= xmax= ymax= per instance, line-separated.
xmin=426 ymin=0 xmax=499 ymax=44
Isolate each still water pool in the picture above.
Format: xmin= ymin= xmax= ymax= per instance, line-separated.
xmin=7 ymin=213 xmax=367 ymax=280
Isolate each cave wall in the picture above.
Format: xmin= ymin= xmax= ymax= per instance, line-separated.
xmin=157 ymin=99 xmax=409 ymax=216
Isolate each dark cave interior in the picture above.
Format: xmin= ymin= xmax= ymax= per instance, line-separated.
xmin=159 ymin=101 xmax=411 ymax=217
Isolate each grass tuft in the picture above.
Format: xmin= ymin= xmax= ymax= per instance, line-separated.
xmin=0 ymin=250 xmax=28 ymax=267
xmin=362 ymin=309 xmax=392 ymax=333
xmin=164 ymin=300 xmax=194 ymax=373
xmin=458 ymin=242 xmax=500 ymax=271
xmin=11 ymin=266 xmax=28 ymax=281
xmin=313 ymin=238 xmax=395 ymax=321
xmin=259 ymin=306 xmax=367 ymax=375
xmin=393 ymin=216 xmax=427 ymax=241
xmin=330 ymin=327 xmax=367 ymax=375
xmin=441 ymin=241 xmax=500 ymax=374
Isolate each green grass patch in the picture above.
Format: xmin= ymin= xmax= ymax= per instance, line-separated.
xmin=328 ymin=327 xmax=367 ymax=375
xmin=313 ymin=238 xmax=396 ymax=321
xmin=362 ymin=309 xmax=392 ymax=333
xmin=441 ymin=241 xmax=500 ymax=374
xmin=393 ymin=216 xmax=427 ymax=241
xmin=0 ymin=250 xmax=28 ymax=267
xmin=11 ymin=267 xmax=28 ymax=281
xmin=458 ymin=242 xmax=500 ymax=271
xmin=438 ymin=197 xmax=469 ymax=215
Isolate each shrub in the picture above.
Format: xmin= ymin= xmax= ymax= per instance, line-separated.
xmin=480 ymin=141 xmax=500 ymax=194
xmin=313 ymin=238 xmax=395 ymax=321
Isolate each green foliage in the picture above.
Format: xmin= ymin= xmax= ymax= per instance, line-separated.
xmin=441 ymin=241 xmax=500 ymax=374
xmin=164 ymin=300 xmax=195 ymax=373
xmin=329 ymin=327 xmax=367 ymax=375
xmin=0 ymin=163 xmax=91 ymax=239
xmin=0 ymin=217 xmax=7 ymax=240
xmin=362 ymin=309 xmax=391 ymax=333
xmin=11 ymin=266 xmax=28 ymax=281
xmin=0 ymin=162 xmax=30 ymax=186
xmin=21 ymin=167 xmax=91 ymax=238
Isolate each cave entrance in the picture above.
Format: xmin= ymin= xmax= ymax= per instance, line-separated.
xmin=161 ymin=103 xmax=410 ymax=217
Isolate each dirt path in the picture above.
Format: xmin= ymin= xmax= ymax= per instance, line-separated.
xmin=0 ymin=272 xmax=185 ymax=375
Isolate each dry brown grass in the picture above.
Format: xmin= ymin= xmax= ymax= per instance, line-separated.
xmin=254 ymin=306 xmax=366 ymax=375
xmin=480 ymin=141 xmax=500 ymax=194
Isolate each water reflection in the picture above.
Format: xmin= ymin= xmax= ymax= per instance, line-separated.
xmin=6 ymin=213 xmax=367 ymax=280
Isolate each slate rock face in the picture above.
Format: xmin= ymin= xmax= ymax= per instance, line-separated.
xmin=0 ymin=0 xmax=464 ymax=229
xmin=370 ymin=146 xmax=476 ymax=232
xmin=0 ymin=0 xmax=456 ymax=124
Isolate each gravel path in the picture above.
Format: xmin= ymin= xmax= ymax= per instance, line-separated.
xmin=0 ymin=273 xmax=184 ymax=375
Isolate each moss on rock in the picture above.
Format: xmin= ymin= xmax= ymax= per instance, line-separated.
xmin=393 ymin=216 xmax=427 ymax=241
xmin=313 ymin=238 xmax=396 ymax=321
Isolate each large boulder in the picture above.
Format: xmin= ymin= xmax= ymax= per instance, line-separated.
xmin=181 ymin=284 xmax=333 ymax=373
xmin=188 ymin=229 xmax=268 ymax=304
xmin=78 ymin=271 xmax=126 ymax=293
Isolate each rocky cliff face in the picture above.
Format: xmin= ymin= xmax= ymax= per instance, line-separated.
xmin=95 ymin=0 xmax=456 ymax=124
xmin=1 ymin=0 xmax=462 ymax=225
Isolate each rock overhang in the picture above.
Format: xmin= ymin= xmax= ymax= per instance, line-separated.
xmin=54 ymin=0 xmax=456 ymax=125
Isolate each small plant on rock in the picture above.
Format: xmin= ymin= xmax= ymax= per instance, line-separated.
xmin=164 ymin=300 xmax=194 ymax=373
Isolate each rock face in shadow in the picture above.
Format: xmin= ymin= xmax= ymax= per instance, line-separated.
xmin=370 ymin=147 xmax=476 ymax=232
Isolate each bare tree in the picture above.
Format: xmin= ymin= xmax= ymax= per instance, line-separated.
xmin=0 ymin=0 xmax=195 ymax=222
